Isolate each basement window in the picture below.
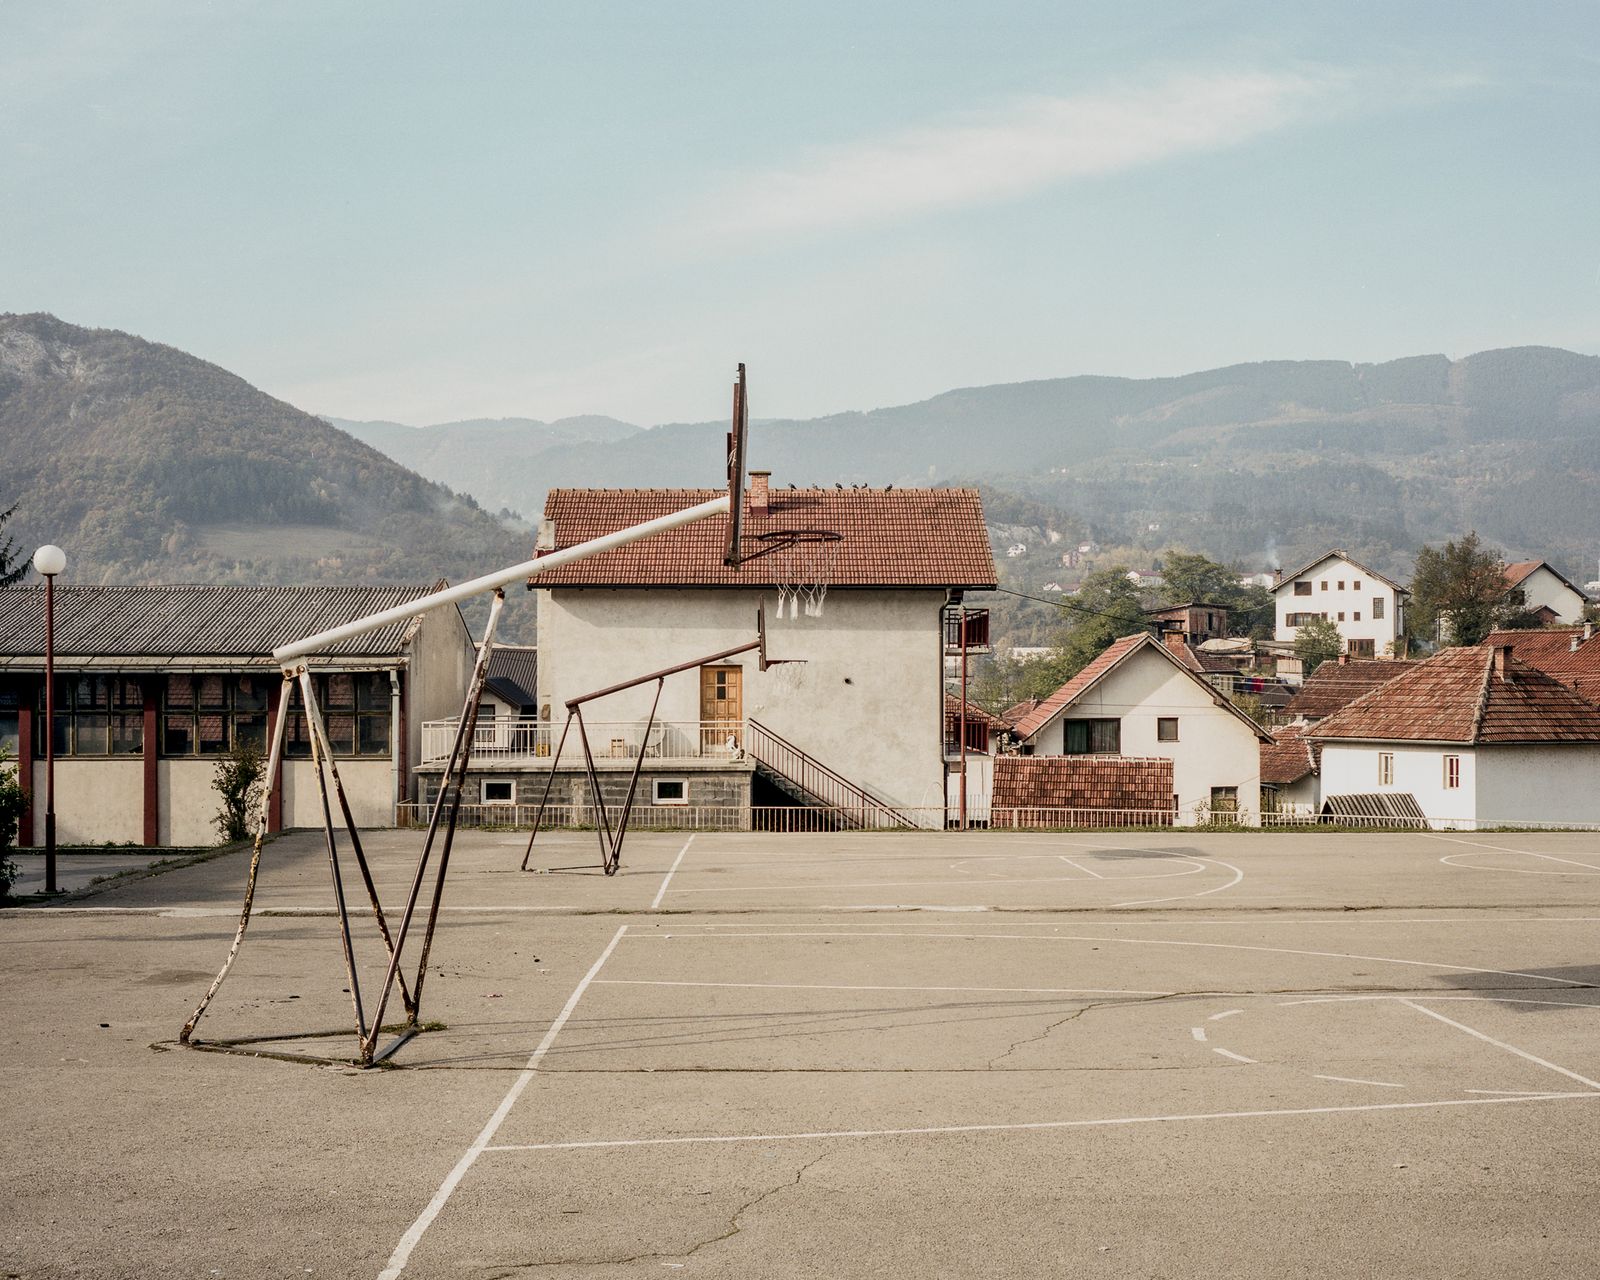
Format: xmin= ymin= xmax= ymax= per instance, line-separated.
xmin=652 ymin=778 xmax=688 ymax=805
xmin=482 ymin=780 xmax=515 ymax=804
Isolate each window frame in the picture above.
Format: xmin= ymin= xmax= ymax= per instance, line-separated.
xmin=481 ymin=779 xmax=515 ymax=805
xmin=1293 ymin=581 xmax=1312 ymax=597
xmin=37 ymin=675 xmax=144 ymax=758
xmin=1378 ymin=752 xmax=1394 ymax=786
xmin=1064 ymin=718 xmax=1121 ymax=755
xmin=1443 ymin=754 xmax=1461 ymax=790
xmin=652 ymin=778 xmax=689 ymax=806
xmin=1372 ymin=597 xmax=1385 ymax=621
xmin=1156 ymin=717 xmax=1179 ymax=743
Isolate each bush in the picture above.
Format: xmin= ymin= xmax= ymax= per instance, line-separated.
xmin=0 ymin=749 xmax=24 ymax=900
xmin=211 ymin=741 xmax=266 ymax=844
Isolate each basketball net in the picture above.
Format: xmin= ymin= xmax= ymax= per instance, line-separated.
xmin=767 ymin=531 xmax=841 ymax=620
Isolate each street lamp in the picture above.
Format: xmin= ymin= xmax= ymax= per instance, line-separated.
xmin=33 ymin=544 xmax=66 ymax=895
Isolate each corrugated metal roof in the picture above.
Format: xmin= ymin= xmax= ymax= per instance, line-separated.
xmin=485 ymin=644 xmax=537 ymax=700
xmin=532 ymin=487 xmax=996 ymax=589
xmin=0 ymin=584 xmax=453 ymax=658
xmin=1319 ymin=792 xmax=1428 ymax=825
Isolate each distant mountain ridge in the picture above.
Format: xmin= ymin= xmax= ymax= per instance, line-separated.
xmin=0 ymin=313 xmax=534 ymax=636
xmin=335 ymin=345 xmax=1600 ymax=587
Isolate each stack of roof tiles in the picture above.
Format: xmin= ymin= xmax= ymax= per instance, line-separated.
xmin=533 ymin=487 xmax=996 ymax=589
xmin=1260 ymin=724 xmax=1319 ymax=786
xmin=1282 ymin=658 xmax=1415 ymax=721
xmin=991 ymin=755 xmax=1175 ymax=828
xmin=1482 ymin=627 xmax=1600 ymax=704
xmin=1309 ymin=645 xmax=1600 ymax=744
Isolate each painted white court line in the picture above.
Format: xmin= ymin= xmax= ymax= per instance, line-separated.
xmin=376 ymin=924 xmax=629 ymax=1280
xmin=650 ymin=834 xmax=696 ymax=910
xmin=1112 ymin=856 xmax=1245 ymax=908
xmin=595 ymin=979 xmax=1174 ymax=996
xmin=1396 ymin=998 xmax=1600 ymax=1092
xmin=1465 ymin=1088 xmax=1564 ymax=1097
xmin=1212 ymin=1047 xmax=1257 ymax=1064
xmin=482 ymin=1092 xmax=1598 ymax=1155
xmin=1427 ymin=833 xmax=1600 ymax=872
xmin=629 ymin=929 xmax=1591 ymax=987
xmin=1315 ymin=1075 xmax=1405 ymax=1089
xmin=1190 ymin=1026 xmax=1208 ymax=1041
xmin=1208 ymin=1009 xmax=1244 ymax=1021
xmin=1279 ymin=995 xmax=1600 ymax=1011
xmin=1057 ymin=856 xmax=1107 ymax=879
xmin=665 ymin=871 xmax=1216 ymax=895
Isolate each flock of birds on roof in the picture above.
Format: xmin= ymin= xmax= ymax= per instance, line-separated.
xmin=783 ymin=482 xmax=894 ymax=489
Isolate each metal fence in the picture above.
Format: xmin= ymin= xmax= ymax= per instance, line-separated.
xmin=419 ymin=717 xmax=746 ymax=767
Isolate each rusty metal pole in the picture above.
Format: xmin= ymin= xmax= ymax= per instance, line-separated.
xmin=43 ymin=570 xmax=57 ymax=892
xmin=520 ymin=712 xmax=573 ymax=870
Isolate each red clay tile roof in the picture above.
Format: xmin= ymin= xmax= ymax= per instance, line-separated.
xmin=532 ymin=488 xmax=996 ymax=589
xmin=999 ymin=698 xmax=1041 ymax=729
xmin=1274 ymin=549 xmax=1408 ymax=595
xmin=1307 ymin=645 xmax=1600 ymax=745
xmin=991 ymin=755 xmax=1175 ymax=822
xmin=944 ymin=692 xmax=1002 ymax=734
xmin=1502 ymin=560 xmax=1543 ymax=590
xmin=1012 ymin=632 xmax=1270 ymax=743
xmin=1261 ymin=724 xmax=1319 ymax=785
xmin=1483 ymin=627 xmax=1600 ymax=704
xmin=1282 ymin=658 xmax=1416 ymax=720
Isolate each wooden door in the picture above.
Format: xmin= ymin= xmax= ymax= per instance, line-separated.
xmin=700 ymin=665 xmax=743 ymax=754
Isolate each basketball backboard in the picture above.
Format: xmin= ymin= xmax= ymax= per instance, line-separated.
xmin=724 ymin=362 xmax=749 ymax=566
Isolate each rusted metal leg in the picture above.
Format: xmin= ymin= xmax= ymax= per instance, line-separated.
xmin=520 ymin=712 xmax=573 ymax=871
xmin=361 ymin=590 xmax=504 ymax=1061
xmin=609 ymin=677 xmax=663 ymax=874
xmin=181 ymin=672 xmax=294 ymax=1043
xmin=300 ymin=670 xmax=368 ymax=1044
xmin=574 ymin=705 xmax=616 ymax=874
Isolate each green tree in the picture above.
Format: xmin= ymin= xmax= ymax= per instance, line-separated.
xmin=1409 ymin=532 xmax=1509 ymax=646
xmin=1158 ymin=551 xmax=1275 ymax=636
xmin=1025 ymin=567 xmax=1151 ymax=695
xmin=0 ymin=503 xmax=27 ymax=587
xmin=211 ymin=741 xmax=266 ymax=844
xmin=1293 ymin=616 xmax=1343 ymax=675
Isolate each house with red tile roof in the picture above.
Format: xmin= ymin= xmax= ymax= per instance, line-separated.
xmin=1306 ymin=644 xmax=1600 ymax=829
xmin=508 ymin=478 xmax=996 ymax=824
xmin=1011 ymin=632 xmax=1270 ymax=824
xmin=1499 ymin=561 xmax=1589 ymax=625
xmin=1481 ymin=625 xmax=1600 ymax=703
xmin=1260 ymin=724 xmax=1320 ymax=815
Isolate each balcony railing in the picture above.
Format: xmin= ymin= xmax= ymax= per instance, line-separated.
xmin=419 ymin=716 xmax=748 ymax=767
xmin=943 ymin=606 xmax=990 ymax=653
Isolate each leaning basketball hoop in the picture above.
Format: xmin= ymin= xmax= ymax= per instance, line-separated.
xmin=758 ymin=529 xmax=842 ymax=619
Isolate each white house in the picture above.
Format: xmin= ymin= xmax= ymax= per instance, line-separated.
xmin=1260 ymin=724 xmax=1319 ymax=815
xmin=421 ymin=480 xmax=997 ymax=825
xmin=1307 ymin=644 xmax=1600 ymax=830
xmin=1501 ymin=560 xmax=1589 ymax=625
xmin=1274 ymin=550 xmax=1408 ymax=658
xmin=1011 ymin=631 xmax=1270 ymax=824
xmin=0 ymin=584 xmax=474 ymax=846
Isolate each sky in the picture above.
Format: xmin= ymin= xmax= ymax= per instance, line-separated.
xmin=4 ymin=1 xmax=1600 ymax=427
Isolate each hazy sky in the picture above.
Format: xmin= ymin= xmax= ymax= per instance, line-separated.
xmin=5 ymin=1 xmax=1599 ymax=427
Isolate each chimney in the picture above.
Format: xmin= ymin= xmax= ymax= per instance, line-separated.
xmin=748 ymin=470 xmax=770 ymax=516
xmin=1337 ymin=652 xmax=1349 ymax=665
xmin=1163 ymin=630 xmax=1187 ymax=655
xmin=1573 ymin=633 xmax=1583 ymax=653
xmin=1492 ymin=644 xmax=1512 ymax=678
xmin=1586 ymin=621 xmax=1595 ymax=642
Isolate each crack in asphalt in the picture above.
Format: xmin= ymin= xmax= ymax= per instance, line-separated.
xmin=483 ymin=1151 xmax=830 ymax=1274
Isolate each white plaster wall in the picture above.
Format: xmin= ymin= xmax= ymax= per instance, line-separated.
xmin=1267 ymin=773 xmax=1320 ymax=816
xmin=947 ymin=754 xmax=993 ymax=823
xmin=1472 ymin=744 xmax=1600 ymax=827
xmin=31 ymin=760 xmax=142 ymax=845
xmin=1515 ymin=567 xmax=1588 ymax=624
xmin=1275 ymin=556 xmax=1403 ymax=652
xmin=281 ymin=759 xmax=394 ymax=829
xmin=160 ymin=760 xmax=225 ymax=846
xmin=408 ymin=603 xmax=476 ymax=799
xmin=537 ymin=588 xmax=947 ymax=809
xmin=1317 ymin=743 xmax=1477 ymax=828
xmin=1026 ymin=646 xmax=1263 ymax=824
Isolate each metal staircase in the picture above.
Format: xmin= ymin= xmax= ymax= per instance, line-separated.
xmin=745 ymin=718 xmax=915 ymax=830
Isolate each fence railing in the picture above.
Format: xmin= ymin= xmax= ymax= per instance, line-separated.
xmin=419 ymin=717 xmax=748 ymax=766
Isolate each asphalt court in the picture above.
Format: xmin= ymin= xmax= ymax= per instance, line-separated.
xmin=6 ymin=826 xmax=1600 ymax=1278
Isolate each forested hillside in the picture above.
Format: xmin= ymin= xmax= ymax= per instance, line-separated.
xmin=0 ymin=313 xmax=533 ymax=636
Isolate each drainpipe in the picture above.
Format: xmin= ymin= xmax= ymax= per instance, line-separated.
xmin=389 ymin=668 xmax=403 ymax=821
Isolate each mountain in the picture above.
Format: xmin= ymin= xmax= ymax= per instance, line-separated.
xmin=327 ymin=415 xmax=641 ymax=517
xmin=0 ymin=313 xmax=534 ymax=637
xmin=340 ymin=347 xmax=1600 ymax=591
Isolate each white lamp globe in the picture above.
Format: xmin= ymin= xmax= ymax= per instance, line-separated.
xmin=33 ymin=545 xmax=67 ymax=577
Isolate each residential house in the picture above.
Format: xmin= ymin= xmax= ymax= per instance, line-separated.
xmin=1501 ymin=561 xmax=1590 ymax=625
xmin=420 ymin=479 xmax=997 ymax=825
xmin=0 ymin=584 xmax=473 ymax=846
xmin=1274 ymin=550 xmax=1408 ymax=658
xmin=1480 ymin=625 xmax=1600 ymax=703
xmin=1281 ymin=655 xmax=1417 ymax=723
xmin=1146 ymin=601 xmax=1231 ymax=644
xmin=1260 ymin=724 xmax=1320 ymax=815
xmin=1307 ymin=644 xmax=1600 ymax=829
xmin=1010 ymin=632 xmax=1270 ymax=824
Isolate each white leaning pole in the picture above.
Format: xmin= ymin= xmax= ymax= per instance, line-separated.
xmin=181 ymin=495 xmax=731 ymax=1066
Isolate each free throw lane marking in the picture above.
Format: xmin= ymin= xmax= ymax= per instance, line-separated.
xmin=595 ymin=979 xmax=1175 ymax=996
xmin=1428 ymin=833 xmax=1600 ymax=873
xmin=483 ymin=1093 xmax=1599 ymax=1154
xmin=1396 ymin=999 xmax=1600 ymax=1092
xmin=1315 ymin=1075 xmax=1405 ymax=1089
xmin=1057 ymin=856 xmax=1107 ymax=879
xmin=1209 ymin=1009 xmax=1244 ymax=1021
xmin=650 ymin=834 xmax=696 ymax=909
xmin=377 ymin=925 xmax=629 ymax=1280
xmin=1212 ymin=1047 xmax=1256 ymax=1064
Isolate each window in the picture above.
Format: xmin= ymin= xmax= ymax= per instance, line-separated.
xmin=1157 ymin=717 xmax=1179 ymax=742
xmin=1443 ymin=754 xmax=1461 ymax=789
xmin=1337 ymin=580 xmax=1345 ymax=590
xmin=37 ymin=676 xmax=143 ymax=757
xmin=1348 ymin=639 xmax=1375 ymax=658
xmin=1320 ymin=581 xmax=1329 ymax=591
xmin=282 ymin=672 xmax=392 ymax=759
xmin=1286 ymin=611 xmax=1328 ymax=627
xmin=1353 ymin=580 xmax=1362 ymax=590
xmin=1293 ymin=581 xmax=1312 ymax=596
xmin=1378 ymin=752 xmax=1394 ymax=786
xmin=1372 ymin=597 xmax=1385 ymax=620
xmin=482 ymin=780 xmax=514 ymax=804
xmin=652 ymin=778 xmax=688 ymax=805
xmin=0 ymin=686 xmax=20 ymax=758
xmin=1338 ymin=612 xmax=1346 ymax=622
xmin=1353 ymin=611 xmax=1361 ymax=622
xmin=164 ymin=673 xmax=273 ymax=756
xmin=1209 ymin=787 xmax=1239 ymax=815
xmin=1065 ymin=719 xmax=1120 ymax=754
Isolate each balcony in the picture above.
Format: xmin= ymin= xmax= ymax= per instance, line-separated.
xmin=943 ymin=606 xmax=990 ymax=654
xmin=419 ymin=716 xmax=748 ymax=768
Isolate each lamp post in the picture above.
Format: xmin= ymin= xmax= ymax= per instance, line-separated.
xmin=33 ymin=544 xmax=66 ymax=895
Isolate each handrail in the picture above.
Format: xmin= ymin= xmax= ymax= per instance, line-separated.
xmin=745 ymin=718 xmax=914 ymax=829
